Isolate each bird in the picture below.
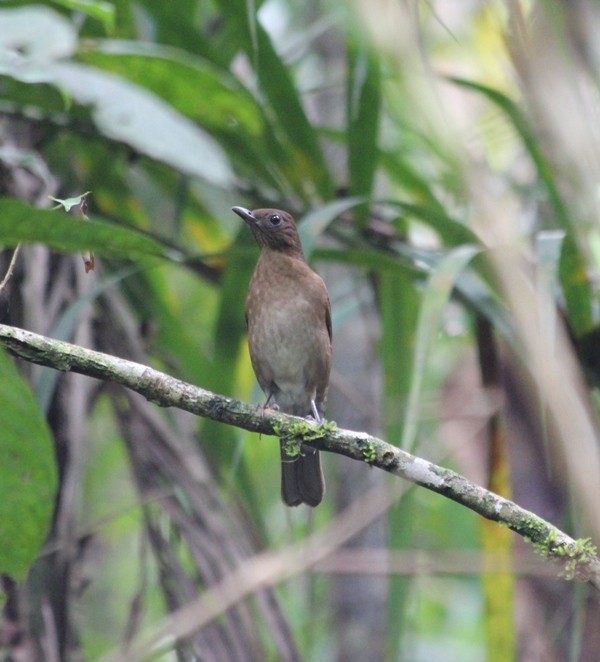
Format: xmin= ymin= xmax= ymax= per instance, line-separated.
xmin=232 ymin=206 xmax=332 ymax=507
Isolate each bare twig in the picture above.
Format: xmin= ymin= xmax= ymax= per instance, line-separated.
xmin=0 ymin=243 xmax=21 ymax=294
xmin=1 ymin=321 xmax=599 ymax=598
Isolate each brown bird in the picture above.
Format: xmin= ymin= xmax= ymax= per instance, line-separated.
xmin=232 ymin=206 xmax=332 ymax=507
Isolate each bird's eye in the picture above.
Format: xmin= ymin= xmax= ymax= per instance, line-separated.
xmin=269 ymin=214 xmax=282 ymax=226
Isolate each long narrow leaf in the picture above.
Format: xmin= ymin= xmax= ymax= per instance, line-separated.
xmin=0 ymin=198 xmax=173 ymax=260
xmin=347 ymin=39 xmax=381 ymax=225
xmin=213 ymin=0 xmax=333 ymax=198
xmin=449 ymin=77 xmax=571 ymax=232
xmin=298 ymin=196 xmax=365 ymax=257
xmin=401 ymin=245 xmax=482 ymax=451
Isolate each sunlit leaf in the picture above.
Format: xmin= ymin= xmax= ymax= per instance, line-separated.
xmin=80 ymin=41 xmax=264 ymax=137
xmin=53 ymin=62 xmax=234 ymax=187
xmin=0 ymin=5 xmax=77 ymax=60
xmin=0 ymin=7 xmax=234 ymax=187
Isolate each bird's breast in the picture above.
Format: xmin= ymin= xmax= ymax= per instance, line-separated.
xmin=247 ymin=292 xmax=327 ymax=370
xmin=245 ymin=259 xmax=331 ymax=414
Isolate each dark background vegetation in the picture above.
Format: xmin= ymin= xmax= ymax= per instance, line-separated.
xmin=2 ymin=1 xmax=600 ymax=660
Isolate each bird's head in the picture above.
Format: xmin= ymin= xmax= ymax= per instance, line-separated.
xmin=232 ymin=206 xmax=303 ymax=255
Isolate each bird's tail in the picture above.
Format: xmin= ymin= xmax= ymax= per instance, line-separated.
xmin=280 ymin=443 xmax=324 ymax=507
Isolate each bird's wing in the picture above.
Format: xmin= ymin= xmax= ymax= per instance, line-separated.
xmin=325 ymin=294 xmax=332 ymax=342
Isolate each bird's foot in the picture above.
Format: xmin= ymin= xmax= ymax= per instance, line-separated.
xmin=263 ymin=392 xmax=279 ymax=412
xmin=257 ymin=400 xmax=279 ymax=418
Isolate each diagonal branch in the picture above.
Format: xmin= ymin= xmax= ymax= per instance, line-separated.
xmin=1 ymin=322 xmax=599 ymax=591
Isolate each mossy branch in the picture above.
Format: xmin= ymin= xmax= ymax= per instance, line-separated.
xmin=1 ymin=322 xmax=599 ymax=590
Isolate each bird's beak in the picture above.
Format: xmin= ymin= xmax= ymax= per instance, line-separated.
xmin=232 ymin=206 xmax=254 ymax=224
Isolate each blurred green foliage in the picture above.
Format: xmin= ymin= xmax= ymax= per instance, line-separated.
xmin=1 ymin=1 xmax=600 ymax=660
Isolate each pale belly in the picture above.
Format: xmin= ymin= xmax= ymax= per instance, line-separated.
xmin=247 ymin=297 xmax=329 ymax=416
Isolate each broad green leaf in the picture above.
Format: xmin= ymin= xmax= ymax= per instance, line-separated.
xmin=201 ymin=227 xmax=256 ymax=473
xmin=401 ymin=245 xmax=482 ymax=451
xmin=314 ymin=246 xmax=421 ymax=278
xmin=135 ymin=1 xmax=219 ymax=58
xmin=0 ymin=198 xmax=172 ymax=260
xmin=0 ymin=6 xmax=234 ymax=187
xmin=317 ymin=235 xmax=513 ymax=347
xmin=52 ymin=61 xmax=234 ymax=188
xmin=0 ymin=347 xmax=57 ymax=579
xmin=80 ymin=41 xmax=264 ymax=137
xmin=78 ymin=41 xmax=279 ymax=187
xmin=211 ymin=226 xmax=256 ymax=399
xmin=251 ymin=23 xmax=333 ymax=199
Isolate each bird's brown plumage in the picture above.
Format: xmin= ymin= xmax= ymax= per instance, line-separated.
xmin=232 ymin=206 xmax=332 ymax=506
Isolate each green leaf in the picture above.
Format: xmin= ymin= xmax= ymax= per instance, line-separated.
xmin=213 ymin=0 xmax=333 ymax=198
xmin=380 ymin=269 xmax=419 ymax=444
xmin=380 ymin=199 xmax=478 ymax=247
xmin=449 ymin=77 xmax=572 ymax=233
xmin=347 ymin=39 xmax=381 ymax=225
xmin=559 ymin=234 xmax=593 ymax=337
xmin=80 ymin=41 xmax=264 ymax=137
xmin=314 ymin=246 xmax=421 ymax=277
xmin=50 ymin=0 xmax=115 ymax=32
xmin=252 ymin=24 xmax=333 ymax=198
xmin=401 ymin=244 xmax=482 ymax=451
xmin=0 ymin=198 xmax=173 ymax=260
xmin=0 ymin=347 xmax=57 ymax=579
xmin=0 ymin=7 xmax=234 ymax=187
xmin=379 ymin=151 xmax=447 ymax=217
xmin=78 ymin=40 xmax=280 ymax=187
xmin=201 ymin=226 xmax=256 ymax=482
xmin=298 ymin=197 xmax=365 ymax=257
xmin=55 ymin=62 xmax=235 ymax=187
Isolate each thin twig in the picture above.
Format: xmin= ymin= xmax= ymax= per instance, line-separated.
xmin=0 ymin=243 xmax=21 ymax=294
